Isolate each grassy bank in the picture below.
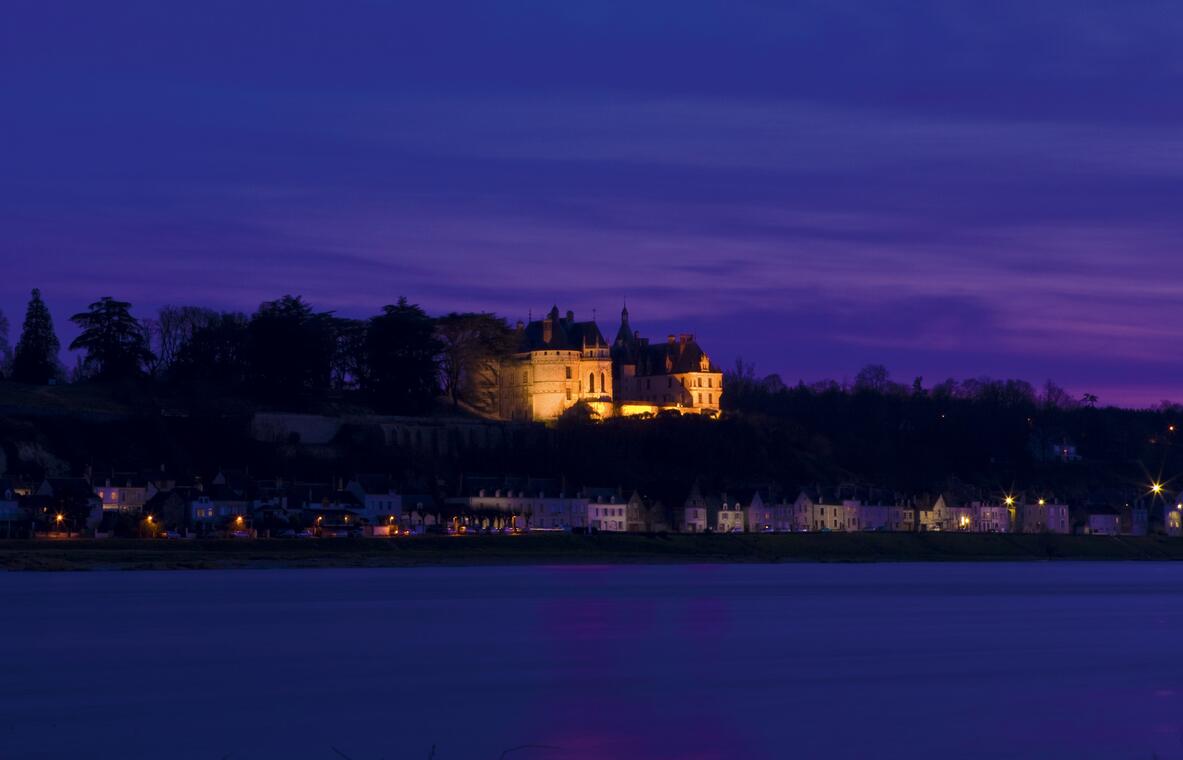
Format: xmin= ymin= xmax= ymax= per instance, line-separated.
xmin=4 ymin=532 xmax=1183 ymax=570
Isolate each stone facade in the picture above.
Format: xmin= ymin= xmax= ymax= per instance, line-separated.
xmin=499 ymin=307 xmax=614 ymax=422
xmin=612 ymin=305 xmax=723 ymax=418
xmin=496 ymin=304 xmax=724 ymax=422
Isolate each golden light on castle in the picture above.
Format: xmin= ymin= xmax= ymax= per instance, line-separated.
xmin=498 ymin=305 xmax=723 ymax=422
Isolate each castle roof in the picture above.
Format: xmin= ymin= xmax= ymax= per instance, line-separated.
xmin=517 ymin=306 xmax=607 ymax=353
xmin=636 ymin=335 xmax=717 ymax=375
xmin=610 ymin=309 xmax=718 ymax=376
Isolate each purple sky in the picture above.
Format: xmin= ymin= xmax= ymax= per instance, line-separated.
xmin=4 ymin=1 xmax=1183 ymax=406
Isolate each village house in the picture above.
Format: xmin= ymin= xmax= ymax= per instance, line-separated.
xmin=189 ymin=470 xmax=252 ymax=529
xmin=624 ymin=491 xmax=651 ymax=532
xmin=715 ymin=495 xmax=745 ymax=533
xmin=887 ymin=503 xmax=916 ymax=532
xmin=1166 ymin=504 xmax=1183 ymax=537
xmin=1086 ymin=508 xmax=1120 ymax=535
xmin=1015 ymin=500 xmax=1070 ymax=534
xmin=0 ymin=479 xmax=30 ymax=538
xmin=915 ymin=497 xmax=945 ymax=532
xmin=772 ymin=494 xmax=811 ymax=532
xmin=740 ymin=490 xmax=774 ymax=533
xmin=95 ymin=473 xmax=156 ymax=513
xmin=945 ymin=500 xmax=974 ymax=532
xmin=857 ymin=502 xmax=893 ymax=532
xmin=1120 ymin=503 xmax=1149 ymax=536
xmin=971 ymin=502 xmax=1010 ymax=532
xmin=32 ymin=478 xmax=102 ymax=530
xmin=584 ymin=487 xmax=627 ymax=532
xmin=680 ymin=484 xmax=711 ymax=533
xmin=450 ymin=476 xmax=587 ymax=531
xmin=346 ymin=474 xmax=403 ymax=522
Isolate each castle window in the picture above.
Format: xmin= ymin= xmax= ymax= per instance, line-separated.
xmin=566 ymin=388 xmax=572 ymax=401
xmin=589 ymin=372 xmax=595 ymax=392
xmin=522 ymin=371 xmax=528 ymax=384
xmin=565 ymin=366 xmax=572 ymax=380
xmin=698 ymin=393 xmax=702 ymax=403
xmin=708 ymin=378 xmax=713 ymax=388
xmin=600 ymin=372 xmax=606 ymax=393
xmin=708 ymin=394 xmax=713 ymax=404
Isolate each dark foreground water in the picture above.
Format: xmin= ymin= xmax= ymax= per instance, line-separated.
xmin=3 ymin=563 xmax=1183 ymax=759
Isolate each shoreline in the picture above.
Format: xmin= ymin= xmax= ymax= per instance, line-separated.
xmin=3 ymin=532 xmax=1183 ymax=571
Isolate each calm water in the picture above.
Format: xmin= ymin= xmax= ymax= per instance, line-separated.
xmin=3 ymin=563 xmax=1183 ymax=759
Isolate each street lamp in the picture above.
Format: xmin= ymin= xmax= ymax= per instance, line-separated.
xmin=1151 ymin=482 xmax=1165 ymax=496
xmin=1004 ymin=495 xmax=1016 ymax=507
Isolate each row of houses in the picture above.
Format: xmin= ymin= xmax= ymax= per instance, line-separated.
xmin=1 ymin=471 xmax=437 ymax=537
xmin=0 ymin=471 xmax=1175 ymax=538
xmin=444 ymin=479 xmax=1161 ymax=537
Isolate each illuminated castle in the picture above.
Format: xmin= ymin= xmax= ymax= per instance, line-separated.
xmin=498 ymin=305 xmax=723 ymax=421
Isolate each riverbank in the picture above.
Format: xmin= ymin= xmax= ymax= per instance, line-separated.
xmin=4 ymin=532 xmax=1183 ymax=570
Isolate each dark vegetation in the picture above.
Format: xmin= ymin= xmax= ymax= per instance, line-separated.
xmin=0 ymin=291 xmax=1179 ymax=509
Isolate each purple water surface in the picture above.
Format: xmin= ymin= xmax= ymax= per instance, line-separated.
xmin=2 ymin=563 xmax=1182 ymax=759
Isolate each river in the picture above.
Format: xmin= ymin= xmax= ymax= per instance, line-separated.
xmin=3 ymin=562 xmax=1182 ymax=759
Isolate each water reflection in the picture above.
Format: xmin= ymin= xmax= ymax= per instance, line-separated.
xmin=2 ymin=563 xmax=1183 ymax=759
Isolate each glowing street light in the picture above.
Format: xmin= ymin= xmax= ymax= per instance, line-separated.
xmin=1151 ymin=483 xmax=1165 ymax=496
xmin=1004 ymin=495 xmax=1016 ymax=507
xmin=1038 ymin=499 xmax=1046 ymax=506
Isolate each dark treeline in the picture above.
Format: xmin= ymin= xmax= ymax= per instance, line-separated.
xmin=0 ymin=291 xmax=1179 ymax=507
xmin=0 ymin=290 xmax=515 ymax=416
xmin=716 ymin=362 xmax=1182 ymax=505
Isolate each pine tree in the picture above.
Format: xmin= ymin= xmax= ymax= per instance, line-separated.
xmin=69 ymin=297 xmax=154 ymax=381
xmin=11 ymin=288 xmax=62 ymax=384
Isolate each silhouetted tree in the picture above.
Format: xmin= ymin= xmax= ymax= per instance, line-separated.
xmin=10 ymin=289 xmax=61 ymax=384
xmin=245 ymin=296 xmax=335 ymax=405
xmin=69 ymin=297 xmax=153 ymax=381
xmin=363 ymin=298 xmax=440 ymax=414
xmin=143 ymin=305 xmax=219 ymax=377
xmin=435 ymin=312 xmax=516 ymax=413
xmin=854 ymin=364 xmax=892 ymax=394
xmin=170 ymin=311 xmax=249 ymax=388
xmin=330 ymin=317 xmax=367 ymax=392
xmin=0 ymin=308 xmax=9 ymax=376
